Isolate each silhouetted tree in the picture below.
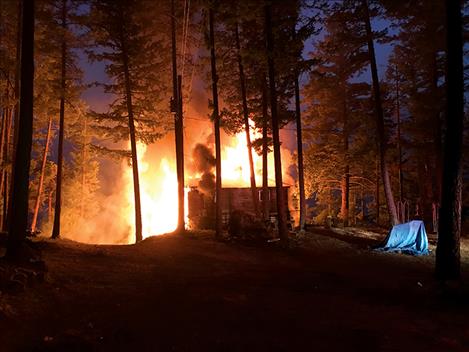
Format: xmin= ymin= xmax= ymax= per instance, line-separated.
xmin=7 ymin=0 xmax=35 ymax=259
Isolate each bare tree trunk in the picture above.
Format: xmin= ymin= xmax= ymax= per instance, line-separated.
xmin=80 ymin=116 xmax=87 ymax=218
xmin=362 ymin=0 xmax=398 ymax=226
xmin=48 ymin=190 xmax=53 ymax=224
xmin=294 ymin=73 xmax=306 ymax=230
xmin=176 ymin=75 xmax=185 ymax=233
xmin=7 ymin=0 xmax=35 ymax=258
xmin=265 ymin=4 xmax=288 ymax=244
xmin=31 ymin=115 xmax=52 ymax=233
xmin=395 ymin=66 xmax=403 ymax=203
xmin=2 ymin=108 xmax=11 ymax=231
xmin=375 ymin=156 xmax=380 ymax=226
xmin=208 ymin=7 xmax=222 ymax=239
xmin=6 ymin=0 xmax=23 ymax=231
xmin=435 ymin=0 xmax=464 ymax=280
xmin=340 ymin=89 xmax=349 ymax=227
xmin=119 ymin=19 xmax=142 ymax=243
xmin=51 ymin=0 xmax=67 ymax=239
xmin=171 ymin=0 xmax=185 ymax=234
xmin=262 ymin=77 xmax=269 ymax=222
xmin=234 ymin=22 xmax=259 ymax=217
xmin=341 ymin=167 xmax=350 ymax=227
xmin=0 ymin=108 xmax=7 ymax=226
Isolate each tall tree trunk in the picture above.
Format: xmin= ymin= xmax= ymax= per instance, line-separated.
xmin=171 ymin=0 xmax=185 ymax=233
xmin=435 ymin=0 xmax=464 ymax=280
xmin=176 ymin=75 xmax=185 ymax=233
xmin=48 ymin=190 xmax=53 ymax=224
xmin=31 ymin=115 xmax=52 ymax=233
xmin=375 ymin=156 xmax=380 ymax=225
xmin=234 ymin=22 xmax=259 ymax=217
xmin=2 ymin=108 xmax=11 ymax=231
xmin=294 ymin=73 xmax=306 ymax=230
xmin=395 ymin=66 xmax=403 ymax=203
xmin=432 ymin=54 xmax=442 ymax=231
xmin=362 ymin=0 xmax=398 ymax=226
xmin=7 ymin=0 xmax=35 ymax=258
xmin=340 ymin=88 xmax=349 ymax=227
xmin=51 ymin=0 xmax=67 ymax=239
xmin=262 ymin=76 xmax=269 ymax=222
xmin=6 ymin=0 xmax=23 ymax=231
xmin=265 ymin=4 xmax=288 ymax=243
xmin=80 ymin=115 xmax=87 ymax=218
xmin=208 ymin=7 xmax=222 ymax=239
xmin=0 ymin=108 xmax=7 ymax=226
xmin=119 ymin=24 xmax=142 ymax=243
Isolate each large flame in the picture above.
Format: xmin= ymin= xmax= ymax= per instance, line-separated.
xmin=123 ymin=143 xmax=185 ymax=240
xmin=222 ymin=129 xmax=276 ymax=187
xmin=123 ymin=124 xmax=291 ymax=242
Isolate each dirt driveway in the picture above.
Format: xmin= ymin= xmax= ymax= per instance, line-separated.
xmin=1 ymin=230 xmax=468 ymax=351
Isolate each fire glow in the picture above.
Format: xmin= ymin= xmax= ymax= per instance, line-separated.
xmin=122 ymin=125 xmax=292 ymax=241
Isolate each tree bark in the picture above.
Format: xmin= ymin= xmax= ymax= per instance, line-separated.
xmin=340 ymin=88 xmax=349 ymax=227
xmin=176 ymin=75 xmax=185 ymax=233
xmin=234 ymin=22 xmax=259 ymax=217
xmin=51 ymin=0 xmax=67 ymax=239
xmin=80 ymin=115 xmax=87 ymax=218
xmin=208 ymin=7 xmax=222 ymax=239
xmin=262 ymin=76 xmax=269 ymax=222
xmin=6 ymin=0 xmax=23 ymax=231
xmin=435 ymin=0 xmax=464 ymax=280
xmin=0 ymin=108 xmax=7 ymax=226
xmin=265 ymin=4 xmax=288 ymax=244
xmin=395 ymin=66 xmax=403 ymax=203
xmin=48 ymin=190 xmax=53 ymax=224
xmin=2 ymin=109 xmax=11 ymax=231
xmin=171 ymin=0 xmax=185 ymax=234
xmin=294 ymin=73 xmax=306 ymax=230
xmin=31 ymin=115 xmax=52 ymax=233
xmin=375 ymin=156 xmax=380 ymax=225
xmin=362 ymin=0 xmax=398 ymax=226
xmin=119 ymin=18 xmax=142 ymax=243
xmin=7 ymin=0 xmax=35 ymax=258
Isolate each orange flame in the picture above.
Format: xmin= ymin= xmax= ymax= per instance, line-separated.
xmin=123 ymin=125 xmax=292 ymax=241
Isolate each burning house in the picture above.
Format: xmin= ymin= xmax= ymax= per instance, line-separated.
xmin=188 ymin=186 xmax=294 ymax=230
xmin=186 ymin=134 xmax=297 ymax=231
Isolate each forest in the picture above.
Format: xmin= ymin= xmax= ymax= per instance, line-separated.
xmin=0 ymin=0 xmax=468 ymax=351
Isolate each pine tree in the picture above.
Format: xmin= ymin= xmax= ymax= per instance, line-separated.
xmin=0 ymin=0 xmax=21 ymax=231
xmin=435 ymin=0 xmax=464 ymax=280
xmin=382 ymin=0 xmax=446 ymax=227
xmin=303 ymin=2 xmax=373 ymax=226
xmin=7 ymin=0 xmax=35 ymax=259
xmin=361 ymin=0 xmax=398 ymax=226
xmin=88 ymin=0 xmax=171 ymax=243
xmin=264 ymin=2 xmax=289 ymax=243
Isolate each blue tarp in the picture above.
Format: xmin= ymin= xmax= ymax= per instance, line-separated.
xmin=376 ymin=220 xmax=429 ymax=255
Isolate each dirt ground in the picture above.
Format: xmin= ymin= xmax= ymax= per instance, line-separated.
xmin=1 ymin=229 xmax=469 ymax=352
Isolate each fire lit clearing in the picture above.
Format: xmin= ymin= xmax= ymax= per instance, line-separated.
xmin=123 ymin=125 xmax=292 ymax=241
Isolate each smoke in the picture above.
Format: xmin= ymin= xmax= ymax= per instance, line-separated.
xmin=191 ymin=143 xmax=216 ymax=195
xmin=192 ymin=143 xmax=216 ymax=173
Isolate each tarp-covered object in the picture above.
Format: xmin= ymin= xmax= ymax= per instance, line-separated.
xmin=377 ymin=220 xmax=429 ymax=255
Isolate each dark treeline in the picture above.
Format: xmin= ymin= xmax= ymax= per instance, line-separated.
xmin=0 ymin=0 xmax=467 ymax=280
